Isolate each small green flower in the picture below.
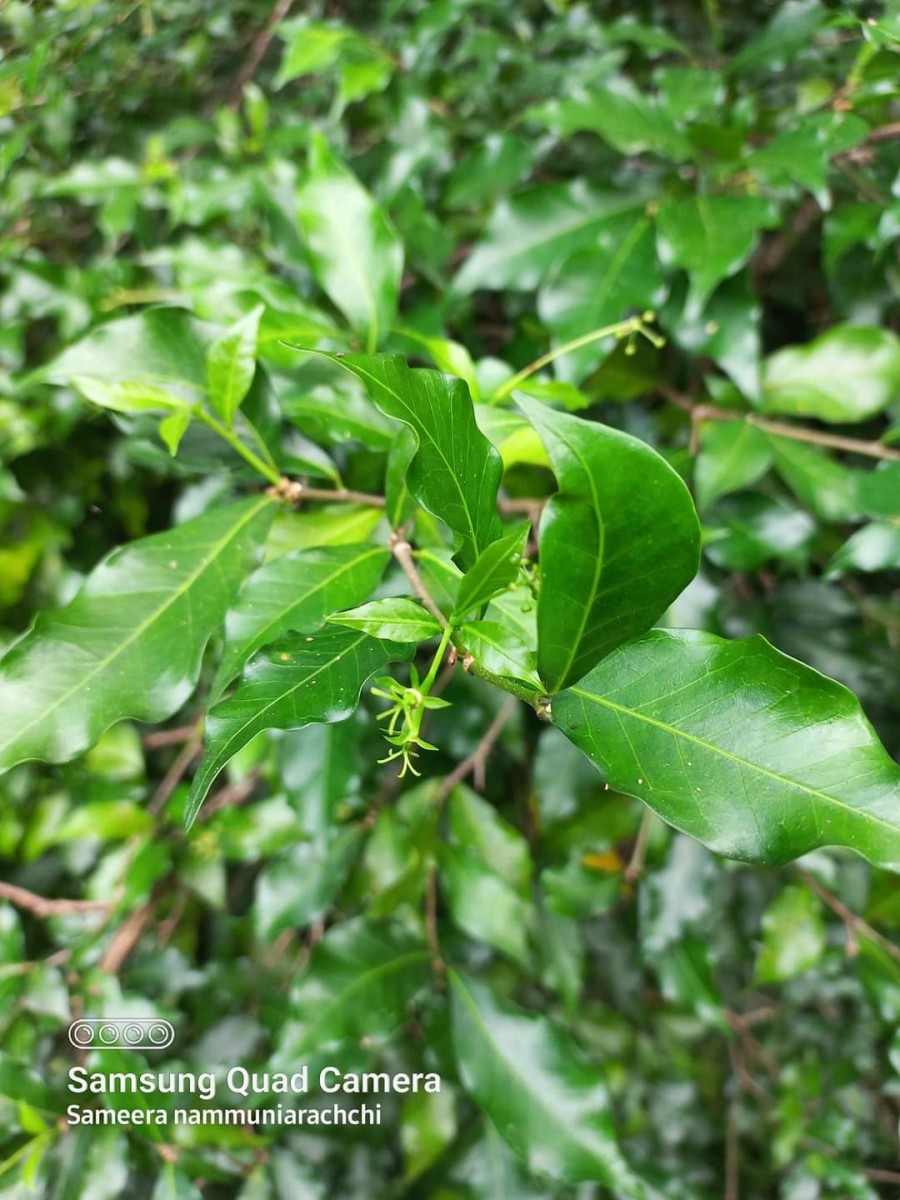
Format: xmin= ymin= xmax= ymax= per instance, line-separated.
xmin=371 ymin=667 xmax=451 ymax=777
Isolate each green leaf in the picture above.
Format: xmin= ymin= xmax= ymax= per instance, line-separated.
xmin=755 ymin=883 xmax=826 ymax=983
xmin=826 ymin=523 xmax=900 ymax=578
xmin=553 ymin=628 xmax=900 ymax=869
xmin=768 ymin=437 xmax=858 ymax=522
xmin=296 ymin=135 xmax=403 ymax=350
xmin=328 ymin=597 xmax=442 ymax=642
xmin=656 ymin=195 xmax=777 ymax=315
xmin=449 ymin=972 xmax=647 ymax=1195
xmin=0 ymin=498 xmax=273 ymax=773
xmin=212 ymin=544 xmax=390 ymax=698
xmin=520 ymin=399 xmax=700 ymax=692
xmin=695 ymin=421 xmax=773 ymax=510
xmin=459 ymin=619 xmax=542 ymax=689
xmin=41 ymin=308 xmax=214 ymax=402
xmin=528 ymin=77 xmax=691 ymax=160
xmin=452 ymin=524 xmax=528 ymax=622
xmin=314 ymin=353 xmax=502 ymax=570
xmin=537 ymin=216 xmax=667 ymax=382
xmin=267 ymin=505 xmax=385 ymax=555
xmin=454 ymin=182 xmax=647 ymax=293
xmin=185 ymin=628 xmax=412 ymax=826
xmin=855 ymin=463 xmax=900 ymax=519
xmin=761 ymin=326 xmax=900 ymax=423
xmin=254 ymin=828 xmax=364 ymax=940
xmin=206 ymin=304 xmax=263 ymax=426
xmin=158 ymin=408 xmax=191 ymax=456
xmin=442 ymin=775 xmax=533 ymax=962
xmin=274 ymin=919 xmax=429 ymax=1072
xmin=442 ymin=846 xmax=532 ymax=964
xmin=69 ymin=377 xmax=187 ymax=415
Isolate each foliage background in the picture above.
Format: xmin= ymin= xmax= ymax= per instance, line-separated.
xmin=2 ymin=0 xmax=900 ymax=1196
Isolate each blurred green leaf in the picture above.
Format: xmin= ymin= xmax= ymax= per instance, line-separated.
xmin=450 ymin=972 xmax=647 ymax=1194
xmin=297 ymin=136 xmax=403 ymax=350
xmin=762 ymin=327 xmax=900 ymax=423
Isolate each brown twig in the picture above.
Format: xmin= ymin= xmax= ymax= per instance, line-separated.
xmin=143 ymin=724 xmax=198 ymax=748
xmin=438 ymin=696 xmax=517 ymax=800
xmin=99 ymin=900 xmax=156 ymax=973
xmin=725 ymin=1105 xmax=740 ymax=1200
xmin=662 ymin=388 xmax=900 ymax=462
xmin=271 ymin=479 xmax=386 ymax=507
xmin=798 ymin=868 xmax=900 ymax=965
xmin=229 ymin=0 xmax=295 ymax=102
xmin=148 ymin=721 xmax=205 ymax=817
xmin=863 ymin=1166 xmax=900 ymax=1185
xmin=0 ymin=882 xmax=111 ymax=919
xmin=199 ymin=769 xmax=261 ymax=822
xmin=390 ymin=533 xmax=449 ymax=626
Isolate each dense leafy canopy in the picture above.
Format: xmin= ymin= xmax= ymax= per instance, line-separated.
xmin=2 ymin=1 xmax=900 ymax=1197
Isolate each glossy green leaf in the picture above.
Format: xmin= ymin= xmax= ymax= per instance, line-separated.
xmin=41 ymin=308 xmax=213 ymax=402
xmin=669 ymin=273 xmax=762 ymax=398
xmin=553 ymin=628 xmax=900 ymax=869
xmin=266 ymin=505 xmax=385 ymax=556
xmin=521 ymin=399 xmax=700 ymax=692
xmin=274 ymin=919 xmax=429 ymax=1072
xmin=755 ymin=883 xmax=826 ymax=983
xmin=454 ymin=182 xmax=647 ymax=293
xmin=441 ymin=845 xmax=531 ymax=964
xmin=656 ymin=195 xmax=777 ymax=315
xmin=0 ymin=497 xmax=273 ymax=773
xmin=212 ymin=544 xmax=389 ymax=698
xmin=452 ymin=524 xmax=528 ymax=622
xmin=449 ymin=972 xmax=647 ymax=1194
xmin=328 ymin=597 xmax=442 ymax=642
xmin=206 ymin=304 xmax=263 ymax=426
xmin=158 ymin=408 xmax=191 ymax=455
xmin=695 ymin=420 xmax=773 ymax=510
xmin=315 ymin=353 xmax=502 ymax=569
xmin=69 ymin=377 xmax=186 ymax=415
xmin=296 ymin=136 xmax=403 ymax=350
xmin=528 ymin=77 xmax=691 ymax=160
xmin=185 ymin=628 xmax=412 ymax=826
xmin=537 ymin=216 xmax=667 ymax=382
xmin=769 ymin=437 xmax=858 ymax=522
xmin=826 ymin=523 xmax=900 ymax=578
xmin=761 ymin=326 xmax=900 ymax=423
xmin=459 ymin=619 xmax=542 ymax=689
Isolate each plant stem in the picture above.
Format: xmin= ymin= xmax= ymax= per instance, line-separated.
xmin=422 ymin=623 xmax=454 ymax=693
xmin=490 ymin=315 xmax=661 ymax=403
xmin=458 ymin=651 xmax=545 ymax=709
xmin=195 ymin=408 xmax=282 ymax=484
xmin=662 ymin=388 xmax=900 ymax=462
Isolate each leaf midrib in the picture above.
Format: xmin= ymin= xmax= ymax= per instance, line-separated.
xmin=450 ymin=972 xmax=634 ymax=1187
xmin=0 ymin=497 xmax=271 ymax=757
xmin=570 ymin=684 xmax=900 ymax=841
xmin=229 ymin=545 xmax=385 ymax=667
xmin=343 ymin=358 xmax=484 ymax=554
